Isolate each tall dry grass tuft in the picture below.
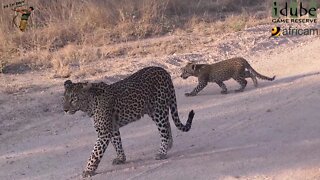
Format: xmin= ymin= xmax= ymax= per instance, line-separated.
xmin=0 ymin=0 xmax=274 ymax=75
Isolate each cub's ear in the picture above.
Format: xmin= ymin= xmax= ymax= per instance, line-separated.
xmin=82 ymin=83 xmax=92 ymax=91
xmin=187 ymin=60 xmax=196 ymax=65
xmin=191 ymin=64 xmax=196 ymax=71
xmin=64 ymin=80 xmax=73 ymax=89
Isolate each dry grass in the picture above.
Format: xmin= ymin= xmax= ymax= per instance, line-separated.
xmin=1 ymin=83 xmax=35 ymax=94
xmin=0 ymin=0 xmax=272 ymax=76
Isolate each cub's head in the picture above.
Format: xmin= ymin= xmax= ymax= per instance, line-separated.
xmin=63 ymin=80 xmax=92 ymax=114
xmin=180 ymin=62 xmax=197 ymax=79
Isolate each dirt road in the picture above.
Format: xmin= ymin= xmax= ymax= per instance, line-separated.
xmin=0 ymin=24 xmax=319 ymax=179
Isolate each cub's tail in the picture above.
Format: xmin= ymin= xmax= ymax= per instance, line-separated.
xmin=244 ymin=60 xmax=275 ymax=81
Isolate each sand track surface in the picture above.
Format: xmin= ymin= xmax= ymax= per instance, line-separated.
xmin=0 ymin=24 xmax=319 ymax=179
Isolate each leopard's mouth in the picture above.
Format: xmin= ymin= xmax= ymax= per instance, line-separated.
xmin=64 ymin=109 xmax=76 ymax=114
xmin=180 ymin=75 xmax=189 ymax=79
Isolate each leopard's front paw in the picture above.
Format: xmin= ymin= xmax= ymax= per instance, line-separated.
xmin=82 ymin=170 xmax=96 ymax=178
xmin=155 ymin=153 xmax=167 ymax=160
xmin=185 ymin=92 xmax=196 ymax=97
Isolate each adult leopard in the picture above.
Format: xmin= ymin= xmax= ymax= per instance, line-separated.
xmin=63 ymin=66 xmax=195 ymax=177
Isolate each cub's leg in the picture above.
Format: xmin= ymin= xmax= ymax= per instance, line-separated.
xmin=234 ymin=77 xmax=247 ymax=92
xmin=215 ymin=81 xmax=228 ymax=94
xmin=111 ymin=130 xmax=126 ymax=165
xmin=150 ymin=106 xmax=172 ymax=160
xmin=244 ymin=70 xmax=258 ymax=87
xmin=185 ymin=80 xmax=208 ymax=96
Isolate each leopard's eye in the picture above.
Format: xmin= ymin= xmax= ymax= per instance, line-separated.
xmin=72 ymin=97 xmax=78 ymax=102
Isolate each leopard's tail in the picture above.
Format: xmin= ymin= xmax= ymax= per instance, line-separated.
xmin=244 ymin=60 xmax=276 ymax=81
xmin=169 ymin=84 xmax=194 ymax=132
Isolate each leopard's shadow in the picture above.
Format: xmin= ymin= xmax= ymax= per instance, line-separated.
xmin=96 ymin=155 xmax=168 ymax=175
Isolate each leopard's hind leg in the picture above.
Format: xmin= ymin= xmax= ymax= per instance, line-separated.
xmin=234 ymin=77 xmax=247 ymax=92
xmin=244 ymin=70 xmax=258 ymax=87
xmin=111 ymin=130 xmax=126 ymax=165
xmin=167 ymin=122 xmax=173 ymax=150
xmin=150 ymin=105 xmax=172 ymax=160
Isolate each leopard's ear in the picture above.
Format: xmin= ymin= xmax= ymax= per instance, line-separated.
xmin=64 ymin=80 xmax=73 ymax=89
xmin=82 ymin=83 xmax=92 ymax=91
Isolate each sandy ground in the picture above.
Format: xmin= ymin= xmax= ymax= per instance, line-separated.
xmin=0 ymin=24 xmax=320 ymax=180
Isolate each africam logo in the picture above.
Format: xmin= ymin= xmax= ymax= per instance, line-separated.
xmin=271 ymin=27 xmax=281 ymax=37
xmin=270 ymin=26 xmax=319 ymax=38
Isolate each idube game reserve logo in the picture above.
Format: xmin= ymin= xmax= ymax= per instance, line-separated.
xmin=270 ymin=0 xmax=318 ymax=37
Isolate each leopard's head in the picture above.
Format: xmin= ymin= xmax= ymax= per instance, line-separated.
xmin=180 ymin=62 xmax=197 ymax=79
xmin=63 ymin=80 xmax=92 ymax=114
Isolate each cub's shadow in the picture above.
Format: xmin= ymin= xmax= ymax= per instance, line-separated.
xmin=272 ymin=71 xmax=320 ymax=85
xmin=193 ymin=71 xmax=320 ymax=96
